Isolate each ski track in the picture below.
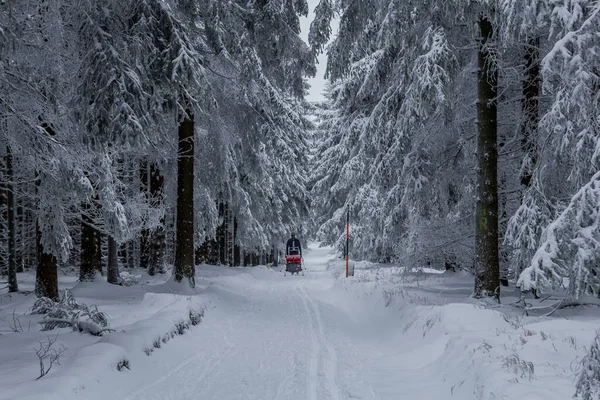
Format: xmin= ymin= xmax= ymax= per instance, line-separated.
xmin=123 ymin=250 xmax=347 ymax=400
xmin=296 ymin=282 xmax=341 ymax=400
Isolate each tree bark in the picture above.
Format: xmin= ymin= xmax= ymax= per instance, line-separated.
xmin=520 ymin=36 xmax=540 ymax=190
xmin=474 ymin=16 xmax=500 ymax=301
xmin=6 ymin=146 xmax=18 ymax=292
xmin=95 ymin=229 xmax=103 ymax=275
xmin=219 ymin=201 xmax=227 ymax=265
xmin=140 ymin=161 xmax=150 ymax=269
xmin=148 ymin=162 xmax=165 ymax=275
xmin=15 ymin=186 xmax=23 ymax=273
xmin=174 ymin=109 xmax=195 ymax=286
xmin=35 ymin=221 xmax=58 ymax=300
xmin=33 ymin=122 xmax=58 ymax=300
xmin=107 ymin=235 xmax=119 ymax=284
xmin=126 ymin=240 xmax=136 ymax=269
xmin=80 ymin=202 xmax=98 ymax=281
xmin=0 ymin=153 xmax=6 ymax=278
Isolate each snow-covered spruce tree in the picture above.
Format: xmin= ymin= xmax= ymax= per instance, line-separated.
xmin=73 ymin=0 xmax=149 ymax=282
xmin=309 ymin=0 xmax=500 ymax=269
xmin=0 ymin=0 xmax=85 ymax=300
xmin=73 ymin=0 xmax=214 ymax=286
xmin=199 ymin=0 xmax=315 ymax=258
xmin=517 ymin=172 xmax=600 ymax=297
xmin=503 ymin=0 xmax=600 ymax=295
xmin=500 ymin=0 xmax=555 ymax=282
xmin=95 ymin=154 xmax=131 ymax=284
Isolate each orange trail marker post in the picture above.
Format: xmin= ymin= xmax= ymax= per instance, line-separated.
xmin=345 ymin=207 xmax=349 ymax=278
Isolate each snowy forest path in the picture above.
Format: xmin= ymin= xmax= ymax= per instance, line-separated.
xmin=117 ymin=244 xmax=374 ymax=400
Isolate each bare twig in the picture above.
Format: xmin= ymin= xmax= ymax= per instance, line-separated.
xmin=35 ymin=333 xmax=67 ymax=380
xmin=10 ymin=310 xmax=23 ymax=333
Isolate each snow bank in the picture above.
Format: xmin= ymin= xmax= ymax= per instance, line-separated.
xmin=324 ymin=260 xmax=599 ymax=400
xmin=0 ymin=274 xmax=206 ymax=400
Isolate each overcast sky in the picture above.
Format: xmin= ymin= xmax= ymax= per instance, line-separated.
xmin=299 ymin=1 xmax=337 ymax=103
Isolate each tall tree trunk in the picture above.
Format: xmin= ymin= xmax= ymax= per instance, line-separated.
xmin=6 ymin=146 xmax=17 ymax=292
xmin=119 ymin=243 xmax=127 ymax=269
xmin=233 ymin=217 xmax=240 ymax=266
xmin=474 ymin=16 xmax=500 ymax=301
xmin=126 ymin=240 xmax=136 ymax=269
xmin=34 ymin=144 xmax=58 ymax=300
xmin=16 ymin=187 xmax=23 ymax=273
xmin=0 ymin=153 xmax=6 ymax=278
xmin=80 ymin=202 xmax=98 ymax=281
xmin=513 ymin=36 xmax=541 ymax=286
xmin=35 ymin=221 xmax=58 ymax=300
xmin=95 ymin=229 xmax=103 ymax=275
xmin=140 ymin=161 xmax=150 ymax=269
xmin=174 ymin=110 xmax=195 ymax=286
xmin=520 ymin=36 xmax=540 ymax=190
xmin=219 ymin=201 xmax=227 ymax=265
xmin=107 ymin=235 xmax=119 ymax=284
xmin=148 ymin=162 xmax=165 ymax=275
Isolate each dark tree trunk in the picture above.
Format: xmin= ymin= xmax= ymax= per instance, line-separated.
xmin=80 ymin=203 xmax=98 ymax=281
xmin=174 ymin=110 xmax=195 ymax=286
xmin=474 ymin=16 xmax=500 ymax=301
xmin=140 ymin=161 xmax=150 ymax=269
xmin=119 ymin=242 xmax=127 ymax=269
xmin=520 ymin=36 xmax=540 ymax=190
xmin=15 ymin=187 xmax=23 ymax=273
xmin=148 ymin=162 xmax=165 ymax=275
xmin=95 ymin=229 xmax=103 ymax=275
xmin=35 ymin=221 xmax=58 ymax=300
xmin=0 ymin=154 xmax=6 ymax=278
xmin=127 ymin=240 xmax=136 ymax=269
xmin=6 ymin=146 xmax=17 ymax=292
xmin=107 ymin=235 xmax=119 ymax=284
xmin=233 ymin=217 xmax=240 ymax=266
xmin=195 ymin=240 xmax=207 ymax=265
xmin=34 ymin=140 xmax=58 ymax=300
xmin=217 ymin=201 xmax=225 ymax=265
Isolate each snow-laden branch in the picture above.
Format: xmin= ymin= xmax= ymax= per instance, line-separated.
xmin=518 ymin=170 xmax=600 ymax=298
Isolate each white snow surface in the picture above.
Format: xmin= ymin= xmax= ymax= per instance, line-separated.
xmin=1 ymin=243 xmax=598 ymax=399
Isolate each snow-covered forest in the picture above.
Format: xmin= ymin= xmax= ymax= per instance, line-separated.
xmin=0 ymin=0 xmax=315 ymax=296
xmin=1 ymin=0 xmax=600 ymax=399
xmin=309 ymin=0 xmax=600 ymax=300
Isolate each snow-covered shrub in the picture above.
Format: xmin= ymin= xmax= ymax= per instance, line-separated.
xmin=142 ymin=307 xmax=204 ymax=357
xmin=189 ymin=308 xmax=204 ymax=326
xmin=174 ymin=320 xmax=189 ymax=335
xmin=576 ymin=331 xmax=600 ymax=400
xmin=30 ymin=289 xmax=110 ymax=335
xmin=30 ymin=297 xmax=61 ymax=316
xmin=502 ymin=353 xmax=535 ymax=381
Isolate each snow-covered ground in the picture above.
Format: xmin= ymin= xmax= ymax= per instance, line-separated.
xmin=1 ymin=243 xmax=598 ymax=399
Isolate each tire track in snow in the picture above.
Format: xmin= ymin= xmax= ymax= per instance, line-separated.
xmin=297 ymin=282 xmax=341 ymax=400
